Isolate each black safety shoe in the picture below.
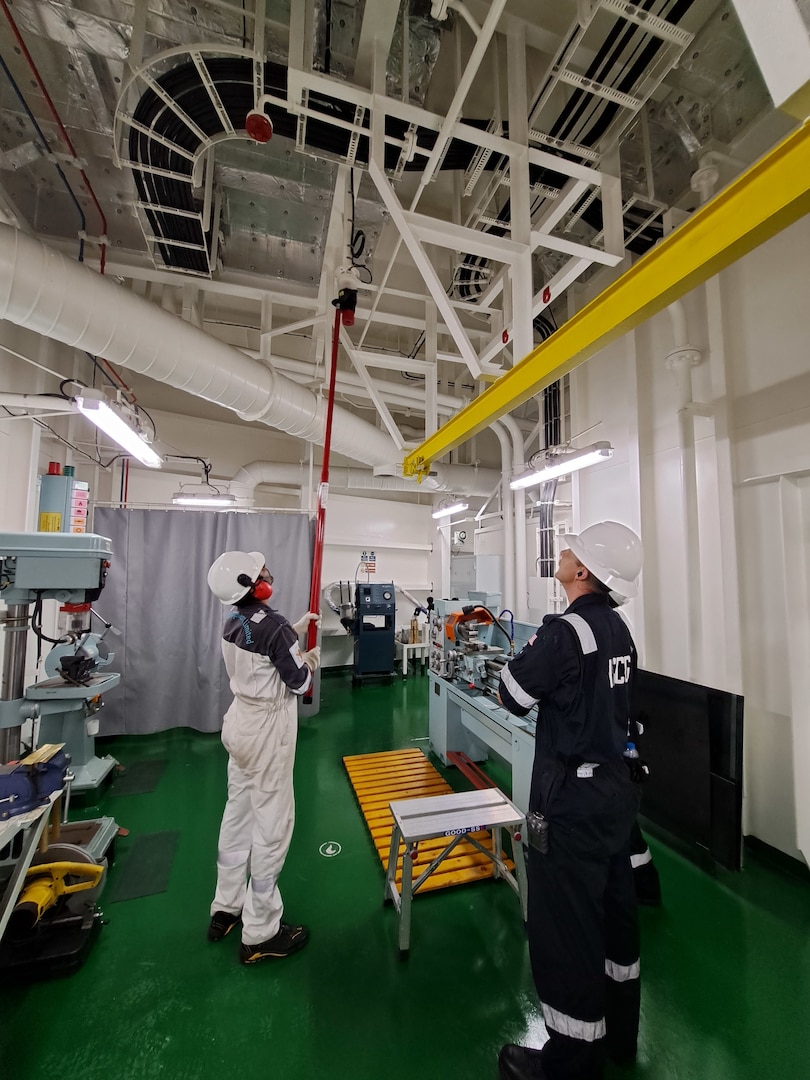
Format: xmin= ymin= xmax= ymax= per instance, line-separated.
xmin=239 ymin=922 xmax=310 ymax=964
xmin=608 ymin=1042 xmax=638 ymax=1069
xmin=497 ymin=1044 xmax=548 ymax=1080
xmin=207 ymin=911 xmax=240 ymax=942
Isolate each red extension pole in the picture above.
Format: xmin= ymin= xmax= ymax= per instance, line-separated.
xmin=303 ymin=307 xmax=342 ymax=702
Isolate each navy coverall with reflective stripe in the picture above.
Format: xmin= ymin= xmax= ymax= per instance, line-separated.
xmin=499 ymin=592 xmax=641 ymax=1080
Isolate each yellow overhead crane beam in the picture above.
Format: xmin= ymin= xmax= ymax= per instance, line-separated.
xmin=402 ymin=119 xmax=810 ymax=480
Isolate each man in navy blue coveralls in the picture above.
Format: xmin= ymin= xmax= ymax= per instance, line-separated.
xmin=497 ymin=522 xmax=644 ymax=1080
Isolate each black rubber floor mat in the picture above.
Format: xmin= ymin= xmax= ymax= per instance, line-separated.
xmin=109 ymin=759 xmax=167 ymax=796
xmin=106 ymin=831 xmax=179 ymax=903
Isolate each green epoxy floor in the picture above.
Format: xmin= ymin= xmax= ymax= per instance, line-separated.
xmin=2 ymin=672 xmax=810 ymax=1080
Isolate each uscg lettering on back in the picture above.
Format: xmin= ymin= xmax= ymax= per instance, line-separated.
xmin=608 ymin=655 xmax=632 ymax=688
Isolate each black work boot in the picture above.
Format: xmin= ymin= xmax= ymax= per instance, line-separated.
xmin=497 ymin=1044 xmax=548 ymax=1080
xmin=207 ymin=911 xmax=240 ymax=942
xmin=239 ymin=922 xmax=310 ymax=964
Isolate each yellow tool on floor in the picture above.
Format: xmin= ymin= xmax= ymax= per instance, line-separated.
xmin=9 ymin=859 xmax=104 ymax=936
xmin=343 ymin=747 xmax=514 ymax=893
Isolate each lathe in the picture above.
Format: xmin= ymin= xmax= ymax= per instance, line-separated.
xmin=427 ymin=596 xmax=538 ymax=813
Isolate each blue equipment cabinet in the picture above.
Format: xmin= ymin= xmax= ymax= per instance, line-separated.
xmin=353 ymin=583 xmax=396 ymax=682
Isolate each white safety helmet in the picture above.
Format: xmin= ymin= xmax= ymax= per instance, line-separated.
xmin=561 ymin=522 xmax=642 ymax=604
xmin=207 ymin=549 xmax=266 ymax=605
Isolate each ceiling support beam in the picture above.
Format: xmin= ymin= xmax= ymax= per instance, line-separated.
xmin=402 ymin=212 xmax=525 ymax=263
xmin=402 ymin=119 xmax=810 ymax=478
xmin=413 ymin=0 xmax=508 ymax=197
xmin=506 ymin=25 xmax=533 ymax=364
xmin=340 ymin=327 xmax=405 ymax=450
xmin=313 ymin=165 xmax=350 ymax=371
xmin=368 ymin=159 xmax=484 ymax=378
xmin=477 ymin=254 xmax=594 ymax=367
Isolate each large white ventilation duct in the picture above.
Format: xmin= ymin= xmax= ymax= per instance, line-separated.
xmin=0 ymin=225 xmax=407 ymax=469
xmin=230 ymin=461 xmax=500 ymax=499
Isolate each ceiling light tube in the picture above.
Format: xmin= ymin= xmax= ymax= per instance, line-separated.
xmin=172 ymin=492 xmax=236 ymax=508
xmin=432 ymin=500 xmax=469 ymax=519
xmin=75 ymin=391 xmax=162 ymax=469
xmin=510 ymin=442 xmax=614 ymax=491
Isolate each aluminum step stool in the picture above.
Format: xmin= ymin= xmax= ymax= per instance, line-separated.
xmin=384 ymin=787 xmax=528 ymax=957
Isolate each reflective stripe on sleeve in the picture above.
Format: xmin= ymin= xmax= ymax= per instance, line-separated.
xmin=542 ymin=1003 xmax=606 ymax=1042
xmin=630 ymin=848 xmax=652 ymax=868
xmin=501 ymin=664 xmax=538 ymax=710
xmin=560 ymin=613 xmax=598 ymax=654
xmin=605 ymin=958 xmax=640 ymax=982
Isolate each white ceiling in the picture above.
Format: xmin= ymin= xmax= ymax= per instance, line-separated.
xmin=0 ymin=0 xmax=794 ymax=470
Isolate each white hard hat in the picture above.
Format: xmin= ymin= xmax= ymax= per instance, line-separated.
xmin=207 ymin=549 xmax=266 ymax=605
xmin=562 ymin=522 xmax=642 ymax=603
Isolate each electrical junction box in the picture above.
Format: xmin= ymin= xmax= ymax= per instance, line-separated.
xmin=38 ymin=473 xmax=89 ymax=534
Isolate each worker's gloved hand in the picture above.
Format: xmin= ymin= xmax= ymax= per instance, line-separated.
xmin=302 ymin=645 xmax=321 ymax=672
xmin=292 ymin=611 xmax=322 ymax=636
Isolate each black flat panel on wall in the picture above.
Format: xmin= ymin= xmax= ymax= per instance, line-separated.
xmin=632 ymin=669 xmax=744 ymax=871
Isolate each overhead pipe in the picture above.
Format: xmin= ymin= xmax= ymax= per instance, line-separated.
xmin=229 ymin=461 xmax=501 ymax=500
xmin=0 ymin=394 xmax=74 ymax=412
xmin=0 ymin=225 xmax=508 ymax=489
xmin=253 ymin=352 xmax=466 ymax=414
xmin=490 ymin=421 xmax=516 ymax=611
xmin=500 ymin=414 xmax=529 ymax=621
xmin=0 ymin=225 xmax=399 ymax=468
xmin=445 ymin=1 xmax=482 ymax=39
xmin=665 ymin=299 xmax=703 ymax=681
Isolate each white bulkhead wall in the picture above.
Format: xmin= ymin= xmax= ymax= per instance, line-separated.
xmin=570 ymin=213 xmax=810 ymax=866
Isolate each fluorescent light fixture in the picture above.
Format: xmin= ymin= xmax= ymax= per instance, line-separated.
xmin=172 ymin=490 xmax=236 ymax=508
xmin=75 ymin=390 xmax=162 ymax=469
xmin=432 ymin=500 xmax=469 ymax=519
xmin=510 ymin=441 xmax=614 ymax=491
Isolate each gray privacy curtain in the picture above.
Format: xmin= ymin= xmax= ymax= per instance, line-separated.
xmin=93 ymin=508 xmax=314 ymax=735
